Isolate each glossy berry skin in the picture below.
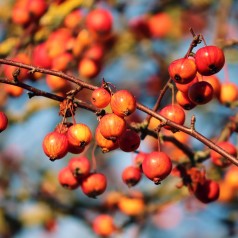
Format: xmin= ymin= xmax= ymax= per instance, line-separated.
xmin=175 ymin=75 xmax=198 ymax=93
xmin=110 ymin=90 xmax=137 ymax=117
xmin=160 ymin=104 xmax=186 ymax=130
xmin=99 ymin=113 xmax=127 ymax=140
xmin=188 ymin=81 xmax=213 ymax=105
xmin=68 ymin=156 xmax=91 ymax=178
xmin=42 ymin=131 xmax=68 ymax=161
xmin=118 ymin=129 xmax=140 ymax=152
xmin=86 ymin=9 xmax=113 ymax=35
xmin=58 ymin=166 xmax=80 ymax=190
xmin=168 ymin=58 xmax=197 ymax=84
xmin=81 ymin=173 xmax=107 ymax=198
xmin=194 ymin=179 xmax=220 ymax=203
xmin=176 ymin=91 xmax=196 ymax=110
xmin=195 ymin=46 xmax=225 ymax=76
xmin=95 ymin=126 xmax=119 ymax=153
xmin=92 ymin=214 xmax=116 ymax=236
xmin=122 ymin=166 xmax=142 ymax=187
xmin=67 ymin=123 xmax=92 ymax=148
xmin=0 ymin=112 xmax=8 ymax=132
xmin=142 ymin=151 xmax=172 ymax=184
xmin=200 ymin=75 xmax=221 ymax=99
xmin=91 ymin=87 xmax=111 ymax=108
xmin=210 ymin=142 xmax=237 ymax=168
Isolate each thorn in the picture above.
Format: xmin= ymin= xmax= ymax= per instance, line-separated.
xmin=27 ymin=92 xmax=35 ymax=99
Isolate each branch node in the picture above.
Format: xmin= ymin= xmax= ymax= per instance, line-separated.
xmin=190 ymin=115 xmax=196 ymax=132
xmin=13 ymin=68 xmax=20 ymax=82
xmin=27 ymin=92 xmax=35 ymax=99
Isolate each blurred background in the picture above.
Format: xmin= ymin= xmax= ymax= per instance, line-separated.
xmin=0 ymin=0 xmax=238 ymax=237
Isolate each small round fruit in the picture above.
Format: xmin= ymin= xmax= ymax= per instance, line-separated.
xmin=210 ymin=141 xmax=237 ymax=168
xmin=46 ymin=74 xmax=68 ymax=91
xmin=118 ymin=129 xmax=140 ymax=152
xmin=122 ymin=166 xmax=142 ymax=187
xmin=81 ymin=173 xmax=107 ymax=198
xmin=99 ymin=113 xmax=127 ymax=140
xmin=42 ymin=131 xmax=68 ymax=161
xmin=175 ymin=75 xmax=198 ymax=93
xmin=67 ymin=123 xmax=92 ymax=148
xmin=168 ymin=58 xmax=197 ymax=84
xmin=148 ymin=12 xmax=172 ymax=38
xmin=188 ymin=81 xmax=213 ymax=105
xmin=133 ymin=152 xmax=148 ymax=171
xmin=160 ymin=104 xmax=186 ymax=130
xmin=58 ymin=166 xmax=80 ymax=190
xmin=86 ymin=9 xmax=113 ymax=35
xmin=219 ymin=82 xmax=238 ymax=105
xmin=95 ymin=126 xmax=119 ymax=153
xmin=68 ymin=156 xmax=91 ymax=178
xmin=4 ymin=53 xmax=31 ymax=81
xmin=194 ymin=179 xmax=220 ymax=203
xmin=201 ymin=75 xmax=221 ymax=99
xmin=92 ymin=214 xmax=116 ymax=237
xmin=195 ymin=45 xmax=225 ymax=76
xmin=110 ymin=90 xmax=137 ymax=117
xmin=142 ymin=151 xmax=172 ymax=184
xmin=176 ymin=90 xmax=196 ymax=110
xmin=118 ymin=195 xmax=145 ymax=216
xmin=91 ymin=87 xmax=111 ymax=108
xmin=68 ymin=144 xmax=85 ymax=154
xmin=78 ymin=58 xmax=99 ymax=79
xmin=0 ymin=112 xmax=8 ymax=132
xmin=4 ymin=84 xmax=24 ymax=97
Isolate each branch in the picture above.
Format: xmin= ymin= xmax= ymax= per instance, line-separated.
xmin=0 ymin=77 xmax=97 ymax=113
xmin=0 ymin=59 xmax=238 ymax=166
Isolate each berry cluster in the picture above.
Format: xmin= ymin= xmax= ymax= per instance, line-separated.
xmin=169 ymin=45 xmax=238 ymax=109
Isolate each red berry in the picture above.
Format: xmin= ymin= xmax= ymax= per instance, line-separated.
xmin=81 ymin=173 xmax=107 ymax=198
xmin=210 ymin=141 xmax=237 ymax=168
xmin=91 ymin=87 xmax=111 ymax=108
xmin=188 ymin=81 xmax=213 ymax=105
xmin=42 ymin=131 xmax=68 ymax=161
xmin=142 ymin=151 xmax=172 ymax=184
xmin=92 ymin=214 xmax=116 ymax=236
xmin=0 ymin=112 xmax=8 ymax=132
xmin=195 ymin=45 xmax=225 ymax=76
xmin=168 ymin=58 xmax=197 ymax=84
xmin=95 ymin=126 xmax=119 ymax=153
xmin=160 ymin=104 xmax=186 ymax=130
xmin=110 ymin=90 xmax=137 ymax=117
xmin=133 ymin=152 xmax=148 ymax=171
xmin=68 ymin=144 xmax=85 ymax=154
xmin=194 ymin=179 xmax=220 ymax=203
xmin=175 ymin=75 xmax=198 ymax=93
xmin=86 ymin=9 xmax=113 ymax=35
xmin=58 ymin=166 xmax=80 ymax=190
xmin=68 ymin=156 xmax=91 ymax=178
xmin=219 ymin=82 xmax=238 ymax=105
xmin=99 ymin=113 xmax=127 ymax=140
xmin=122 ymin=166 xmax=142 ymax=187
xmin=176 ymin=90 xmax=196 ymax=110
xmin=67 ymin=123 xmax=92 ymax=148
xmin=118 ymin=129 xmax=141 ymax=152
